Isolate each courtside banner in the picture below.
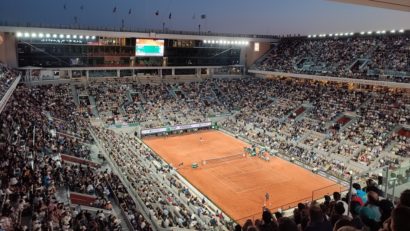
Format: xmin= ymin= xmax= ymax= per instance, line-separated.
xmin=141 ymin=127 xmax=167 ymax=135
xmin=141 ymin=122 xmax=212 ymax=135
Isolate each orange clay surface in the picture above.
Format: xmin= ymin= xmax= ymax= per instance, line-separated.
xmin=143 ymin=130 xmax=342 ymax=223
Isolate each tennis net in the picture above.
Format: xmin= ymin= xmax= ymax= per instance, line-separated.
xmin=201 ymin=153 xmax=246 ymax=166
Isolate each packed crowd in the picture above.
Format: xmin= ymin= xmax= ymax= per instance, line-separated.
xmin=1 ymin=68 xmax=409 ymax=230
xmin=235 ymin=182 xmax=410 ymax=231
xmin=78 ymin=77 xmax=409 ymax=178
xmin=0 ymin=83 xmax=154 ymax=230
xmin=253 ymin=34 xmax=410 ymax=82
xmin=0 ymin=63 xmax=18 ymax=100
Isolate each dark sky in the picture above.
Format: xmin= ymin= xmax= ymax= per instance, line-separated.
xmin=1 ymin=0 xmax=409 ymax=35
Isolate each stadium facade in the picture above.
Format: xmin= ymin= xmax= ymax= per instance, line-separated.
xmin=0 ymin=25 xmax=277 ymax=82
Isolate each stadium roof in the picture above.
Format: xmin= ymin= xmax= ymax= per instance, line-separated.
xmin=331 ymin=0 xmax=410 ymax=12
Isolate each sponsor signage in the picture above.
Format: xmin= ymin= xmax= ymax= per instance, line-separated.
xmin=141 ymin=122 xmax=212 ymax=135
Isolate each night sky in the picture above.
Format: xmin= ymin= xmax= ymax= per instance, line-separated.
xmin=0 ymin=0 xmax=409 ymax=35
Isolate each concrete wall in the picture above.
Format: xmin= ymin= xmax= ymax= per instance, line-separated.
xmin=0 ymin=32 xmax=18 ymax=67
xmin=243 ymin=41 xmax=272 ymax=68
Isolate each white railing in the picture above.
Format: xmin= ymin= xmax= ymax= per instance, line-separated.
xmin=0 ymin=75 xmax=21 ymax=114
xmin=249 ymin=70 xmax=410 ymax=89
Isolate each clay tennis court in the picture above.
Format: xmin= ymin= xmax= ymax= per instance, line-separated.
xmin=143 ymin=130 xmax=343 ymax=223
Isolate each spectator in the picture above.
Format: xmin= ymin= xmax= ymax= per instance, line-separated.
xmin=390 ymin=206 xmax=410 ymax=231
xmin=305 ymin=205 xmax=332 ymax=231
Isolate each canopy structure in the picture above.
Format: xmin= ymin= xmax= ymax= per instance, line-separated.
xmin=331 ymin=0 xmax=410 ymax=12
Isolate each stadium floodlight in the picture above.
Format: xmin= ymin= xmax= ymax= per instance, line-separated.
xmin=328 ymin=34 xmax=333 ymax=37
xmin=245 ymin=41 xmax=249 ymax=45
xmin=335 ymin=33 xmax=339 ymax=36
xmin=24 ymin=32 xmax=30 ymax=38
xmin=203 ymin=40 xmax=207 ymax=44
xmin=38 ymin=33 xmax=44 ymax=38
xmin=367 ymin=31 xmax=372 ymax=35
xmin=344 ymin=33 xmax=349 ymax=36
xmin=399 ymin=29 xmax=404 ymax=33
xmin=16 ymin=32 xmax=23 ymax=37
xmin=79 ymin=35 xmax=83 ymax=39
xmin=381 ymin=30 xmax=386 ymax=34
xmin=73 ymin=35 xmax=77 ymax=39
xmin=91 ymin=36 xmax=96 ymax=39
xmin=308 ymin=35 xmax=312 ymax=38
xmin=360 ymin=31 xmax=365 ymax=35
xmin=211 ymin=40 xmax=215 ymax=44
xmin=312 ymin=34 xmax=317 ymax=38
xmin=46 ymin=33 xmax=51 ymax=38
xmin=218 ymin=40 xmax=222 ymax=44
xmin=85 ymin=35 xmax=90 ymax=39
xmin=349 ymin=32 xmax=354 ymax=36
xmin=66 ymin=34 xmax=71 ymax=39
xmin=390 ymin=30 xmax=396 ymax=34
xmin=376 ymin=31 xmax=381 ymax=34
xmin=59 ymin=34 xmax=64 ymax=38
xmin=31 ymin=33 xmax=37 ymax=38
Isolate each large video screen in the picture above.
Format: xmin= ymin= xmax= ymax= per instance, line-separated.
xmin=135 ymin=39 xmax=164 ymax=57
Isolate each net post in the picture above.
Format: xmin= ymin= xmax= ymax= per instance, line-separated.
xmin=384 ymin=166 xmax=389 ymax=196
xmin=347 ymin=175 xmax=353 ymax=216
xmin=312 ymin=190 xmax=314 ymax=202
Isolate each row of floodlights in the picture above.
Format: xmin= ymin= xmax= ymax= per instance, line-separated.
xmin=308 ymin=29 xmax=405 ymax=38
xmin=203 ymin=40 xmax=249 ymax=46
xmin=16 ymin=32 xmax=96 ymax=40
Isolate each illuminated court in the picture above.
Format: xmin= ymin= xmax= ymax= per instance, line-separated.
xmin=143 ymin=130 xmax=343 ymax=223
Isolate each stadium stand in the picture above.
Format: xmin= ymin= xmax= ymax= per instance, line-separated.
xmin=252 ymin=33 xmax=410 ymax=83
xmin=0 ymin=31 xmax=409 ymax=231
xmin=78 ymin=77 xmax=408 ymax=174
